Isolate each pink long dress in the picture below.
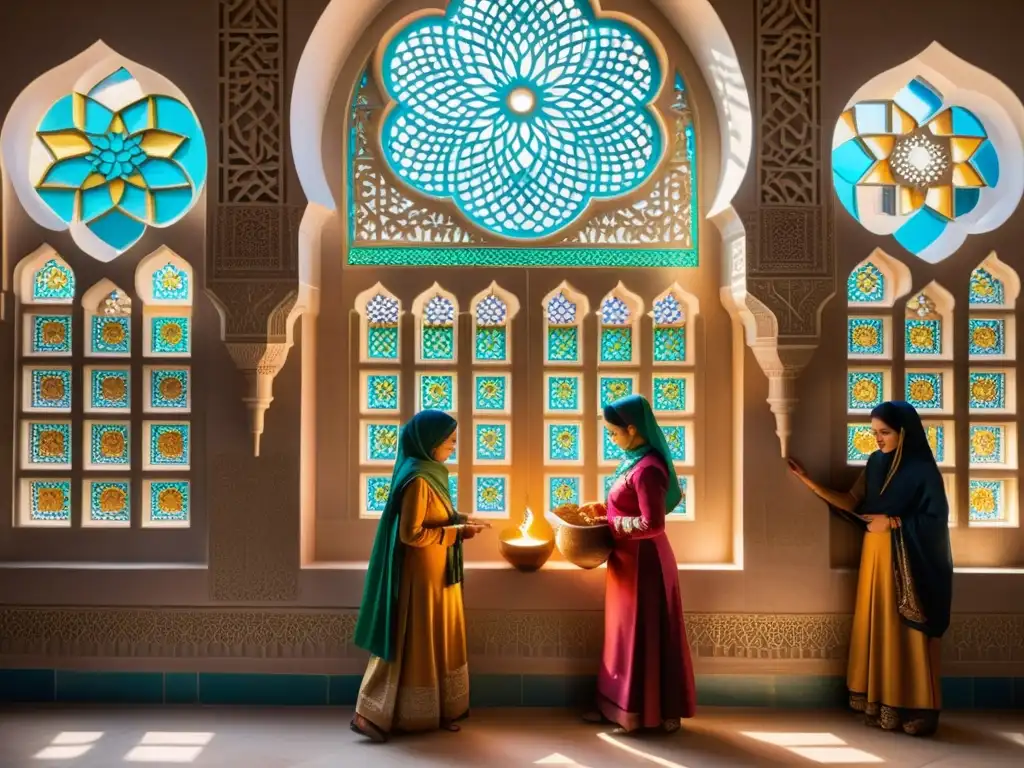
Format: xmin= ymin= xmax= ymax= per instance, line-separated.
xmin=598 ymin=453 xmax=697 ymax=731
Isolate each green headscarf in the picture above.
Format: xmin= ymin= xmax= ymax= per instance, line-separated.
xmin=353 ymin=410 xmax=461 ymax=662
xmin=604 ymin=395 xmax=682 ymax=513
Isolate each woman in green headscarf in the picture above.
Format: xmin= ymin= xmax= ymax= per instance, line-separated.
xmin=581 ymin=395 xmax=696 ymax=733
xmin=351 ymin=410 xmax=489 ymax=742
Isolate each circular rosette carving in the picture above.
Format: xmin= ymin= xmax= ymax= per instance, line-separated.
xmin=378 ymin=0 xmax=665 ymax=239
xmin=831 ymin=45 xmax=1024 ymax=263
xmin=32 ymin=66 xmax=207 ymax=256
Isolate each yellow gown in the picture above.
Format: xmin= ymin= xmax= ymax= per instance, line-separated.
xmin=355 ymin=478 xmax=469 ymax=733
xmin=814 ymin=473 xmax=941 ymax=732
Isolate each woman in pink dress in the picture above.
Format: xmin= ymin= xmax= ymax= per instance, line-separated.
xmin=582 ymin=394 xmax=697 ymax=733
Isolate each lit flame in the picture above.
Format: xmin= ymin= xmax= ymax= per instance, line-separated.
xmin=507 ymin=507 xmax=547 ymax=546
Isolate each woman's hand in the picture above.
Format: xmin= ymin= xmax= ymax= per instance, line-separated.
xmin=460 ymin=524 xmax=488 ymax=540
xmin=460 ymin=516 xmax=492 ymax=528
xmin=865 ymin=515 xmax=890 ymax=533
xmin=579 ymin=502 xmax=607 ymax=524
xmin=787 ymin=458 xmax=808 ymax=478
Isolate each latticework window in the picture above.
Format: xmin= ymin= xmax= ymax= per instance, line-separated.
xmin=13 ymin=245 xmax=194 ymax=529
xmin=845 ymin=252 xmax=1020 ymax=529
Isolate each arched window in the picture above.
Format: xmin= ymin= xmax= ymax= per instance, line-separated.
xmin=11 ymin=245 xmax=195 ymax=531
xmin=319 ymin=0 xmax=732 ymax=565
xmin=844 ymin=250 xmax=1021 ymax=540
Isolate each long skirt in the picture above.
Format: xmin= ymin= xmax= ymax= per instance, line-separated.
xmin=848 ymin=529 xmax=942 ymax=736
xmin=597 ymin=533 xmax=696 ymax=731
xmin=356 ymin=563 xmax=469 ymax=733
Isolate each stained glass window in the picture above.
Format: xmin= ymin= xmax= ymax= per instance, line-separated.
xmin=32 ymin=258 xmax=76 ymax=303
xmin=599 ymin=292 xmax=637 ymax=366
xmin=847 ymin=262 xmax=885 ymax=304
xmin=652 ymin=292 xmax=687 ymax=365
xmin=419 ymin=292 xmax=456 ymax=363
xmin=969 ymin=267 xmax=1005 ymax=306
xmin=348 ymin=49 xmax=697 ymax=267
xmin=364 ymin=292 xmax=401 ymax=362
xmin=905 ymin=293 xmax=942 ymax=357
xmin=473 ymin=293 xmax=509 ymax=364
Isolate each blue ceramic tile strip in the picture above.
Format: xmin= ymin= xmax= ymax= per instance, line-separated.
xmin=2 ymin=670 xmax=1022 ymax=709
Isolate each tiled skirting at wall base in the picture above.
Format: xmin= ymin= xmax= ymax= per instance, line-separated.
xmin=2 ymin=670 xmax=1023 ymax=710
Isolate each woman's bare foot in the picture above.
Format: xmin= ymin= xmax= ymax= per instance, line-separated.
xmin=440 ymin=720 xmax=461 ymax=732
xmin=350 ymin=714 xmax=388 ymax=743
xmin=582 ymin=711 xmax=607 ymax=724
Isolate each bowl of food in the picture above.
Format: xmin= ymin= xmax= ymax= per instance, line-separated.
xmin=546 ymin=503 xmax=614 ymax=570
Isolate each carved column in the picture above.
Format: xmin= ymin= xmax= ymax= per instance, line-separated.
xmin=209 ymin=0 xmax=301 ymax=456
xmin=749 ymin=0 xmax=835 ymax=456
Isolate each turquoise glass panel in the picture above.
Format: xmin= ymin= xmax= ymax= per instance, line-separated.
xmin=548 ymin=423 xmax=582 ymax=462
xmin=475 ymin=476 xmax=508 ymax=514
xmin=968 ymin=318 xmax=1004 ymax=356
xmin=905 ymin=373 xmax=943 ymax=411
xmin=652 ymin=376 xmax=687 ymax=413
xmin=150 ymin=369 xmax=189 ymax=410
xmin=29 ymin=479 xmax=72 ymax=522
xmin=366 ymin=375 xmax=399 ymax=411
xmin=847 ymin=318 xmax=884 ymax=356
xmin=89 ymin=423 xmax=129 ymax=466
xmin=90 ymin=370 xmax=130 ymax=410
xmin=149 ymin=481 xmax=190 ymax=523
xmin=547 ymin=376 xmax=580 ymax=412
xmin=366 ymin=423 xmax=399 ymax=462
xmin=969 ymin=371 xmax=1005 ymax=410
xmin=88 ymin=480 xmax=131 ymax=524
xmin=91 ymin=316 xmax=131 ymax=355
xmin=419 ymin=375 xmax=455 ymax=412
xmin=29 ymin=423 xmax=71 ymax=465
xmin=31 ymin=315 xmax=72 ymax=354
xmin=905 ymin=319 xmax=941 ymax=355
xmin=847 ymin=371 xmax=883 ymax=411
xmin=968 ymin=479 xmax=1004 ymax=522
xmin=30 ymin=369 xmax=72 ymax=410
xmin=599 ymin=376 xmax=634 ymax=409
xmin=969 ymin=424 xmax=1004 ymax=465
xmin=365 ymin=476 xmax=391 ymax=514
xmin=475 ymin=423 xmax=508 ymax=462
xmin=474 ymin=376 xmax=507 ymax=412
xmin=548 ymin=476 xmax=581 ymax=510
xmin=148 ymin=423 xmax=190 ymax=466
xmin=32 ymin=259 xmax=75 ymax=302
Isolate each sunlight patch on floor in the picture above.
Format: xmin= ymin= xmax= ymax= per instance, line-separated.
xmin=741 ymin=731 xmax=883 ymax=764
xmin=33 ymin=732 xmax=104 ymax=761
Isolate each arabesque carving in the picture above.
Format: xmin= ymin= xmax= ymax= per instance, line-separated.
xmin=747 ymin=0 xmax=834 ymax=455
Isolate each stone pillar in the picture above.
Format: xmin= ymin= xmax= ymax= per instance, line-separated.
xmin=748 ymin=0 xmax=835 ymax=457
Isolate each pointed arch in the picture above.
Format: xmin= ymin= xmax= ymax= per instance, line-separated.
xmin=542 ymin=282 xmax=590 ymax=368
xmin=970 ymin=252 xmax=1020 ymax=310
xmin=598 ymin=282 xmax=644 ymax=367
xmin=355 ymin=283 xmax=402 ymax=365
xmin=650 ymin=283 xmax=698 ymax=367
xmin=847 ymin=248 xmax=913 ymax=309
xmin=411 ymin=283 xmax=459 ymax=365
xmin=13 ymin=245 xmax=75 ymax=305
xmin=135 ymin=246 xmax=194 ymax=306
xmin=905 ymin=281 xmax=954 ymax=361
xmin=470 ymin=282 xmax=521 ymax=366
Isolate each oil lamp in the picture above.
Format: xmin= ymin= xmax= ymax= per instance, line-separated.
xmin=499 ymin=507 xmax=554 ymax=572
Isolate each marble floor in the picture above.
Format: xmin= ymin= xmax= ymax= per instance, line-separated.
xmin=0 ymin=706 xmax=1022 ymax=768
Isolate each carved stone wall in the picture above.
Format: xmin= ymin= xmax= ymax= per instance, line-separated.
xmin=207 ymin=0 xmax=301 ymax=600
xmin=1 ymin=608 xmax=1020 ymax=667
xmin=750 ymin=0 xmax=833 ymax=340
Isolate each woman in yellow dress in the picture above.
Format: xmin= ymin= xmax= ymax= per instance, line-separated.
xmin=351 ymin=410 xmax=489 ymax=742
xmin=789 ymin=400 xmax=953 ymax=736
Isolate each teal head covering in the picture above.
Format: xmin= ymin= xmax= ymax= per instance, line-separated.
xmin=604 ymin=395 xmax=682 ymax=513
xmin=354 ymin=410 xmax=460 ymax=662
